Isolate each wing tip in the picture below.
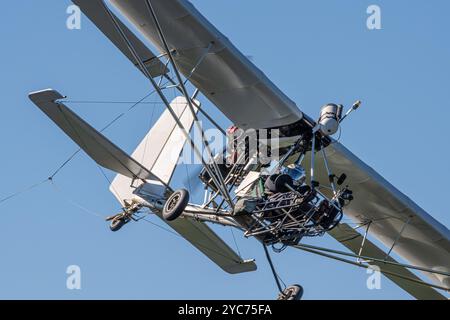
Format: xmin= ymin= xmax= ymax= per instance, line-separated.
xmin=28 ymin=88 xmax=63 ymax=104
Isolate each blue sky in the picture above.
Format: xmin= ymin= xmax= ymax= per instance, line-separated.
xmin=0 ymin=0 xmax=449 ymax=299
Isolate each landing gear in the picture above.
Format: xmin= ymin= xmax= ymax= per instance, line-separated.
xmin=162 ymin=189 xmax=189 ymax=221
xmin=277 ymin=284 xmax=304 ymax=300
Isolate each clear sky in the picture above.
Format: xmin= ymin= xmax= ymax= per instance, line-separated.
xmin=0 ymin=0 xmax=449 ymax=299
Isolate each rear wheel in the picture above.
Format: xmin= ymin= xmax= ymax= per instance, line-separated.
xmin=277 ymin=284 xmax=304 ymax=300
xmin=162 ymin=189 xmax=189 ymax=221
xmin=110 ymin=216 xmax=126 ymax=232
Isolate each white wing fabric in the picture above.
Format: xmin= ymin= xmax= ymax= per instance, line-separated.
xmin=110 ymin=0 xmax=303 ymax=130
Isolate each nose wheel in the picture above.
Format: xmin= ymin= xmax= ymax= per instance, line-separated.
xmin=162 ymin=189 xmax=190 ymax=221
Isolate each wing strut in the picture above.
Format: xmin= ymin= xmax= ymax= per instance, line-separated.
xmin=143 ymin=0 xmax=234 ymax=208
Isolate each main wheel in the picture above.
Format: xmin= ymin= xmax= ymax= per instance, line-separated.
xmin=277 ymin=284 xmax=304 ymax=300
xmin=162 ymin=189 xmax=189 ymax=221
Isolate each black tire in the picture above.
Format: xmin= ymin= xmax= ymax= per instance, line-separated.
xmin=274 ymin=174 xmax=294 ymax=193
xmin=278 ymin=284 xmax=304 ymax=300
xmin=163 ymin=189 xmax=189 ymax=221
xmin=110 ymin=217 xmax=126 ymax=232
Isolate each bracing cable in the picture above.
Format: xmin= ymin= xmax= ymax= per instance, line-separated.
xmin=0 ymin=178 xmax=50 ymax=205
xmin=1 ymin=89 xmax=163 ymax=207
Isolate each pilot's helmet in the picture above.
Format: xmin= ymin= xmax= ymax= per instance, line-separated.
xmin=281 ymin=164 xmax=306 ymax=185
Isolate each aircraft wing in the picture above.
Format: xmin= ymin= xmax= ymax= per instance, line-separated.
xmin=106 ymin=0 xmax=450 ymax=292
xmin=155 ymin=211 xmax=257 ymax=274
xmin=109 ymin=0 xmax=303 ymax=130
xmin=108 ymin=96 xmax=257 ymax=274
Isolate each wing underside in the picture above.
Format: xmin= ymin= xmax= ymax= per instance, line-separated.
xmin=73 ymin=0 xmax=167 ymax=78
xmin=302 ymin=142 xmax=450 ymax=289
xmin=328 ymin=224 xmax=446 ymax=299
